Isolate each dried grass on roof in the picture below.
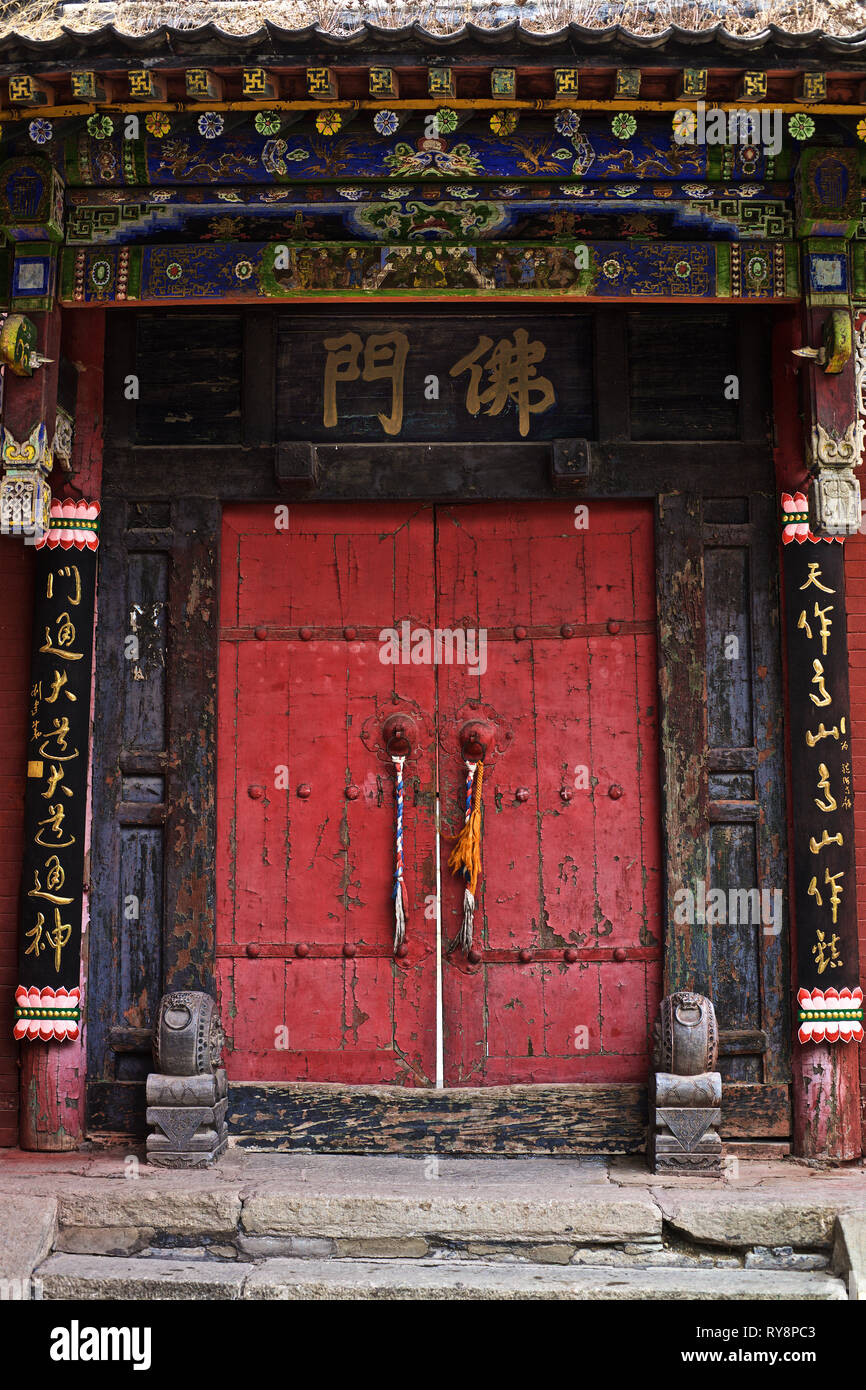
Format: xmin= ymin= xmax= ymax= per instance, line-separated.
xmin=2 ymin=0 xmax=866 ymax=40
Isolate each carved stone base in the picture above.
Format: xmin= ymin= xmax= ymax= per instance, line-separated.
xmin=147 ymin=1134 xmax=228 ymax=1170
xmin=651 ymin=1150 xmax=723 ymax=1176
xmin=649 ymin=1070 xmax=723 ymax=1176
xmin=146 ymin=1092 xmax=228 ymax=1168
xmin=146 ymin=992 xmax=228 ymax=1168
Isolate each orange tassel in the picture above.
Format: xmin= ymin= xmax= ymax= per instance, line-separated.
xmin=448 ymin=762 xmax=484 ymax=896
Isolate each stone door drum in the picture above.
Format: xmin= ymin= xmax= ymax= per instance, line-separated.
xmin=216 ymin=501 xmax=662 ymax=1086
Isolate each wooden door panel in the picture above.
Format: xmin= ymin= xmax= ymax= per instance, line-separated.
xmin=217 ymin=503 xmax=438 ymax=1085
xmin=436 ymin=502 xmax=662 ymax=1085
xmin=656 ymin=494 xmax=790 ymax=1121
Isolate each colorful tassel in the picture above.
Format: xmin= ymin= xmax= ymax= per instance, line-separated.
xmin=392 ymin=754 xmax=408 ymax=952
xmin=448 ymin=760 xmax=484 ymax=951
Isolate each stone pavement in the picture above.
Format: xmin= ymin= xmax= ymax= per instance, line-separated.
xmin=0 ymin=1147 xmax=864 ymax=1299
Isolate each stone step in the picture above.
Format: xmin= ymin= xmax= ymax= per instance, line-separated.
xmin=53 ymin=1176 xmax=663 ymax=1248
xmin=37 ymin=1253 xmax=847 ymax=1301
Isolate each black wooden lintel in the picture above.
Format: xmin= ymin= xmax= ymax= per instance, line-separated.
xmin=106 ymin=440 xmax=773 ymax=502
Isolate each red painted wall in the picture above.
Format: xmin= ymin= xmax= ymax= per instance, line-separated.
xmin=0 ymin=538 xmax=34 ymax=1145
xmin=844 ymin=531 xmax=866 ymax=1130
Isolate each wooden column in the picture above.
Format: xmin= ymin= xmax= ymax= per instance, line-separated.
xmin=778 ymin=165 xmax=866 ymax=1162
xmin=16 ymin=308 xmax=105 ymax=1150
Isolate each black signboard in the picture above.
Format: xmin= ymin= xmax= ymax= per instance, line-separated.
xmin=783 ymin=538 xmax=862 ymax=1044
xmin=276 ymin=313 xmax=594 ymax=443
xmin=15 ymin=518 xmax=98 ymax=1041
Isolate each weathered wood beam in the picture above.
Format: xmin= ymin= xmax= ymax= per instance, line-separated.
xmin=655 ymin=493 xmax=710 ymax=999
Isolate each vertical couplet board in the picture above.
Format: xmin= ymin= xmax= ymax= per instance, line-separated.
xmin=435 ymin=501 xmax=662 ymax=1085
xmin=217 ymin=504 xmax=438 ymax=1084
xmin=783 ymin=541 xmax=859 ymax=1014
xmin=17 ymin=539 xmax=98 ymax=1034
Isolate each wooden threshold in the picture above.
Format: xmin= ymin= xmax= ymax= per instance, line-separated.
xmin=226 ymin=1081 xmax=790 ymax=1155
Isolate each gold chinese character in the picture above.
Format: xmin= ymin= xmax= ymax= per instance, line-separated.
xmin=812 ymin=927 xmax=843 ymax=974
xmin=28 ymin=858 xmax=73 ymax=904
xmin=42 ymin=764 xmax=72 ymax=799
xmin=53 ymin=564 xmax=81 ymax=608
xmin=813 ymin=603 xmax=833 ymax=655
xmin=44 ymin=669 xmax=76 ymax=704
xmin=797 ymin=609 xmax=813 ymax=641
xmin=35 ymin=803 xmax=75 ymax=849
xmin=806 ymin=718 xmax=845 ymax=746
xmin=450 ymin=329 xmax=556 ymax=438
xmin=37 ymin=718 xmax=79 ymax=762
xmin=814 ymin=763 xmax=837 ymax=814
xmin=39 ymin=612 xmax=83 ymax=662
xmin=824 ymin=869 xmax=845 ymax=926
xmin=809 ymin=659 xmax=832 ymax=707
xmin=809 ymin=828 xmax=844 ymax=854
xmin=800 ymin=563 xmax=835 ymax=594
xmin=322 ymin=331 xmax=409 ymax=437
xmin=25 ymin=918 xmax=44 ymax=959
xmin=45 ymin=908 xmax=72 ymax=972
xmin=808 ymin=875 xmax=823 ymax=907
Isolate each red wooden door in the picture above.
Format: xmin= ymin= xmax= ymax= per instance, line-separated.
xmin=436 ymin=503 xmax=662 ymax=1084
xmin=217 ymin=501 xmax=662 ymax=1088
xmin=217 ymin=504 xmax=438 ymax=1084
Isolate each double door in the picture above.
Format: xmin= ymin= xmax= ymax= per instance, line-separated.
xmin=216 ymin=501 xmax=662 ymax=1086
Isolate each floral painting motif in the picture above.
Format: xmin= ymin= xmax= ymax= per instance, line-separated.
xmin=611 ymin=113 xmax=637 ymax=139
xmin=374 ymin=111 xmax=399 ymax=136
xmin=255 ymin=111 xmax=282 ymax=136
xmin=198 ymin=112 xmax=225 ymax=139
xmin=672 ymin=110 xmax=696 ymax=143
xmin=86 ymin=114 xmax=113 ymax=140
xmin=145 ymin=112 xmax=171 ymax=138
xmin=490 ymin=111 xmax=519 ymax=137
xmin=434 ymin=109 xmax=459 ymax=135
xmin=554 ymin=110 xmax=581 ymax=138
xmin=315 ymin=110 xmax=342 ymax=136
xmin=29 ymin=119 xmax=52 ymax=144
xmin=789 ymin=113 xmax=816 ymax=141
